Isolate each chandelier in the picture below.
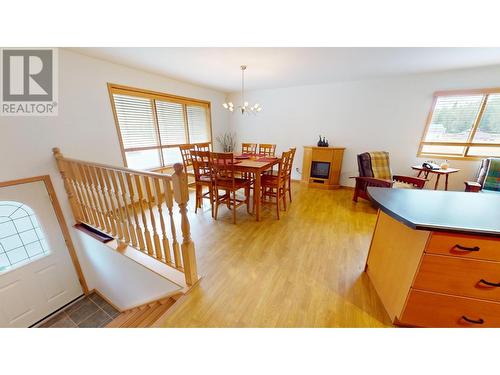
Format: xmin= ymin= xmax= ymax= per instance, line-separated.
xmin=223 ymin=65 xmax=262 ymax=115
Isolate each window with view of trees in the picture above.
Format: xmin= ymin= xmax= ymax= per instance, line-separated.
xmin=108 ymin=83 xmax=212 ymax=170
xmin=418 ymin=88 xmax=500 ymax=159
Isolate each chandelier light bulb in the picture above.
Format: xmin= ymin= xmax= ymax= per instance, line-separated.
xmin=223 ymin=103 xmax=228 ymax=109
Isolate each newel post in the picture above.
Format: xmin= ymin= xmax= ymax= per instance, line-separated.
xmin=52 ymin=147 xmax=83 ymax=222
xmin=171 ymin=162 xmax=198 ymax=286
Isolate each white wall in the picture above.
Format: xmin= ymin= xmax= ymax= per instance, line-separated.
xmin=73 ymin=233 xmax=181 ymax=310
xmin=228 ymin=64 xmax=500 ymax=191
xmin=0 ymin=48 xmax=229 ymax=303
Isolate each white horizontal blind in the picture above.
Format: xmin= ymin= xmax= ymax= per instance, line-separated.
xmin=113 ymin=94 xmax=158 ymax=149
xmin=110 ymin=85 xmax=212 ymax=168
xmin=186 ymin=105 xmax=210 ymax=143
xmin=156 ymin=100 xmax=187 ymax=145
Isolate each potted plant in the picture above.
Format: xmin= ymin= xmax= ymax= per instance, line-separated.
xmin=216 ymin=132 xmax=236 ymax=152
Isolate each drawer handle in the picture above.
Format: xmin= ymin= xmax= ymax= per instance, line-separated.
xmin=462 ymin=315 xmax=484 ymax=325
xmin=478 ymin=279 xmax=500 ymax=287
xmin=453 ymin=244 xmax=480 ymax=252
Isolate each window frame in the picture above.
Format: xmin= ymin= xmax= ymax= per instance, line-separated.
xmin=418 ymin=87 xmax=500 ymax=160
xmin=0 ymin=200 xmax=49 ymax=270
xmin=107 ymin=83 xmax=213 ymax=169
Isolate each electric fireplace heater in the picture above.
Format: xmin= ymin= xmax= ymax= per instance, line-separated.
xmin=310 ymin=161 xmax=331 ymax=179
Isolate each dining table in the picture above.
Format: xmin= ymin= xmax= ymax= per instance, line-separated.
xmin=232 ymin=154 xmax=281 ymax=221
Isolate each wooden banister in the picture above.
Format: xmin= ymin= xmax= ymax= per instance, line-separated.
xmin=52 ymin=147 xmax=198 ymax=287
xmin=172 ymin=163 xmax=198 ymax=286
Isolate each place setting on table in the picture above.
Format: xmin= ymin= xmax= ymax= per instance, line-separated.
xmin=233 ymin=153 xmax=279 ymax=164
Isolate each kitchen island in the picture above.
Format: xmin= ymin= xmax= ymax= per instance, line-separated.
xmin=365 ymin=187 xmax=500 ymax=327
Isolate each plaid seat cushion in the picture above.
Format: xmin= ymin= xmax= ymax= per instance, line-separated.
xmin=483 ymin=158 xmax=500 ymax=192
xmin=368 ymin=151 xmax=392 ymax=180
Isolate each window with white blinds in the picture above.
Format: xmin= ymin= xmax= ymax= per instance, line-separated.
xmin=419 ymin=89 xmax=500 ymax=159
xmin=113 ymin=94 xmax=158 ymax=149
xmin=187 ymin=105 xmax=210 ymax=144
xmin=109 ymin=84 xmax=212 ymax=169
xmin=156 ymin=101 xmax=187 ymax=146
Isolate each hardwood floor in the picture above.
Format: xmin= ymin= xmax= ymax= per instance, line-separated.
xmin=160 ymin=182 xmax=392 ymax=327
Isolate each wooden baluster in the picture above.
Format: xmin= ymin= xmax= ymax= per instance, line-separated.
xmin=83 ymin=164 xmax=106 ymax=230
xmin=89 ymin=165 xmax=111 ymax=234
xmin=153 ymin=178 xmax=172 ymax=265
xmin=112 ymin=170 xmax=135 ymax=246
xmin=95 ymin=167 xmax=117 ymax=237
xmin=52 ymin=148 xmax=83 ymax=222
xmin=102 ymin=169 xmax=124 ymax=241
xmin=65 ymin=159 xmax=89 ymax=223
xmin=163 ymin=177 xmax=181 ymax=269
xmin=72 ymin=162 xmax=94 ymax=226
xmin=72 ymin=164 xmax=91 ymax=223
xmin=78 ymin=163 xmax=100 ymax=227
xmin=134 ymin=175 xmax=153 ymax=256
xmin=171 ymin=163 xmax=198 ymax=286
xmin=125 ymin=173 xmax=146 ymax=251
xmin=143 ymin=176 xmax=162 ymax=261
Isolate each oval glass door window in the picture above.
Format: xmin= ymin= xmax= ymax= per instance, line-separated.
xmin=0 ymin=201 xmax=50 ymax=272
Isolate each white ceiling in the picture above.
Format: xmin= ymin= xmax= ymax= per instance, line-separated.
xmin=74 ymin=48 xmax=500 ymax=93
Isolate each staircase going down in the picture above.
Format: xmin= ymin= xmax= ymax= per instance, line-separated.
xmin=106 ymin=295 xmax=179 ymax=328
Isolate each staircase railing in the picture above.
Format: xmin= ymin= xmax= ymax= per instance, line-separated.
xmin=52 ymin=147 xmax=198 ymax=287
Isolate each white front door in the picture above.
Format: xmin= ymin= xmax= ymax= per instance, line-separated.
xmin=0 ymin=179 xmax=82 ymax=327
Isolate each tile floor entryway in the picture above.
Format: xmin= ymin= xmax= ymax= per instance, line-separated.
xmin=37 ymin=292 xmax=120 ymax=328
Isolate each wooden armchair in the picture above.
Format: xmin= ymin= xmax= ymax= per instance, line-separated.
xmin=465 ymin=158 xmax=500 ymax=193
xmin=352 ymin=152 xmax=427 ymax=202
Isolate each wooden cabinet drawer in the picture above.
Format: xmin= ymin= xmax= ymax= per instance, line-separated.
xmin=414 ymin=254 xmax=500 ymax=302
xmin=427 ymin=232 xmax=500 ymax=262
xmin=400 ymin=289 xmax=500 ymax=327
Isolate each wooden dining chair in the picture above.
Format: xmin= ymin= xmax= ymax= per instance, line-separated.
xmin=240 ymin=143 xmax=258 ymax=181
xmin=210 ymin=152 xmax=251 ymax=224
xmin=259 ymin=144 xmax=276 ymax=156
xmin=260 ymin=150 xmax=293 ymax=219
xmin=194 ymin=142 xmax=211 ymax=152
xmin=190 ymin=150 xmax=214 ymax=216
xmin=178 ymin=144 xmax=196 ymax=186
xmin=242 ymin=143 xmax=257 ymax=154
xmin=179 ymin=144 xmax=195 ymax=172
xmin=285 ymin=147 xmax=296 ymax=203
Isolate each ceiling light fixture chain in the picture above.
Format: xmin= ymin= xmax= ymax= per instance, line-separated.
xmin=223 ymin=65 xmax=262 ymax=115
